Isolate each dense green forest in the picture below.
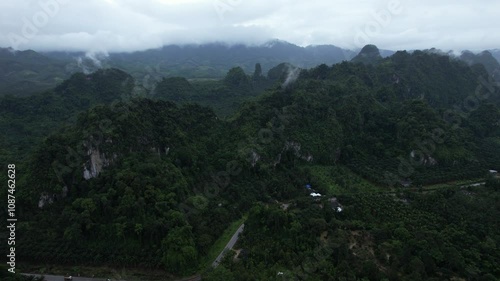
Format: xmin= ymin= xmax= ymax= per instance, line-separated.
xmin=205 ymin=185 xmax=500 ymax=281
xmin=1 ymin=46 xmax=499 ymax=280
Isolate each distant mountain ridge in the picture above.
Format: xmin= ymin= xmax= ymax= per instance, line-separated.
xmin=80 ymin=40 xmax=360 ymax=78
xmin=349 ymin=45 xmax=500 ymax=81
xmin=459 ymin=50 xmax=500 ymax=81
xmin=490 ymin=49 xmax=500 ymax=63
xmin=0 ymin=47 xmax=73 ymax=96
xmin=1 ymin=40 xmax=499 ymax=96
xmin=41 ymin=40 xmax=398 ymax=80
xmin=351 ymin=44 xmax=383 ymax=65
xmin=0 ymin=41 xmax=361 ymax=96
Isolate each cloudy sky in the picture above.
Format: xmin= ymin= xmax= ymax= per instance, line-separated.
xmin=0 ymin=0 xmax=499 ymax=53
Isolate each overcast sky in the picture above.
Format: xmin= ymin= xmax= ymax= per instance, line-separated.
xmin=0 ymin=0 xmax=499 ymax=53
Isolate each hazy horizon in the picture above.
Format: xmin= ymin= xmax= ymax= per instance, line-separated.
xmin=1 ymin=0 xmax=499 ymax=53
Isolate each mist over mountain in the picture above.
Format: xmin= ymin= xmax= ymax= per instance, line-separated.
xmin=2 ymin=40 xmax=499 ymax=99
xmin=0 ymin=33 xmax=500 ymax=281
xmin=2 ymin=0 xmax=500 ymax=279
xmin=489 ymin=49 xmax=500 ymax=64
xmin=2 ymin=43 xmax=500 ymax=280
xmin=2 ymin=0 xmax=500 ymax=280
xmin=43 ymin=40 xmax=359 ymax=78
xmin=459 ymin=50 xmax=500 ymax=81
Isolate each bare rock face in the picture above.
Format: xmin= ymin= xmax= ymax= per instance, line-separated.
xmin=251 ymin=151 xmax=261 ymax=167
xmin=38 ymin=192 xmax=53 ymax=209
xmin=410 ymin=150 xmax=438 ymax=166
xmin=83 ymin=147 xmax=111 ymax=180
xmin=273 ymin=141 xmax=314 ymax=167
xmin=284 ymin=141 xmax=314 ymax=162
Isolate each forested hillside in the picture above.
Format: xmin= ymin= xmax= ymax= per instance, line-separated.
xmin=0 ymin=48 xmax=72 ymax=96
xmin=3 ymin=41 xmax=498 ymax=98
xmin=1 ymin=46 xmax=499 ymax=280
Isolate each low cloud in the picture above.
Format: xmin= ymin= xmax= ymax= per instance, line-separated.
xmin=0 ymin=0 xmax=499 ymax=52
xmin=76 ymin=51 xmax=109 ymax=74
xmin=283 ymin=65 xmax=301 ymax=88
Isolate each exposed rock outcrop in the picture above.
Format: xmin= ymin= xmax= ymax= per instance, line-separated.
xmin=83 ymin=147 xmax=111 ymax=180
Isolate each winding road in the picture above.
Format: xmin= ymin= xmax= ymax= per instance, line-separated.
xmin=212 ymin=223 xmax=245 ymax=268
xmin=22 ymin=223 xmax=245 ymax=280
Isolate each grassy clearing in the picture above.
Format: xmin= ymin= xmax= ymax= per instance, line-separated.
xmin=308 ymin=165 xmax=380 ymax=196
xmin=421 ymin=178 xmax=485 ymax=190
xmin=199 ymin=215 xmax=247 ymax=270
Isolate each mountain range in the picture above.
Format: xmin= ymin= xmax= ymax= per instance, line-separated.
xmin=1 ymin=40 xmax=500 ymax=280
xmin=1 ymin=40 xmax=499 ymax=98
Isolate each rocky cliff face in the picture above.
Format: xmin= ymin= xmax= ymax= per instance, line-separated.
xmin=272 ymin=141 xmax=314 ymax=167
xmin=38 ymin=185 xmax=68 ymax=209
xmin=38 ymin=193 xmax=54 ymax=208
xmin=410 ymin=150 xmax=438 ymax=166
xmin=83 ymin=147 xmax=112 ymax=180
xmin=250 ymin=151 xmax=261 ymax=167
xmin=82 ymin=143 xmax=169 ymax=180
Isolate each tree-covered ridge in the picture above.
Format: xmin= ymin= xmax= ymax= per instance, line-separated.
xmin=351 ymin=44 xmax=383 ymax=65
xmin=228 ymin=50 xmax=500 ymax=186
xmin=9 ymin=99 xmax=236 ymax=275
xmin=153 ymin=63 xmax=276 ymax=116
xmin=53 ymin=41 xmax=358 ymax=80
xmin=0 ymin=46 xmax=499 ymax=280
xmin=0 ymin=47 xmax=72 ymax=97
xmin=6 ymin=42 xmax=499 ymax=99
xmin=0 ymin=68 xmax=137 ymax=165
xmin=0 ymin=64 xmax=273 ymax=166
xmin=460 ymin=50 xmax=500 ymax=81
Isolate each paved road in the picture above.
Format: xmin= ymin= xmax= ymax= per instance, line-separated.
xmin=22 ymin=274 xmax=121 ymax=281
xmin=23 ymin=223 xmax=246 ymax=279
xmin=212 ymin=223 xmax=245 ymax=267
xmin=460 ymin=182 xmax=486 ymax=188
